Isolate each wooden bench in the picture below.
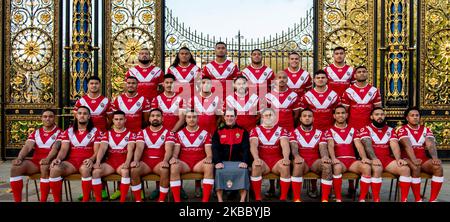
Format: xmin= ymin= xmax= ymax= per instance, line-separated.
xmin=63 ymin=173 xmax=82 ymax=202
xmin=421 ymin=172 xmax=433 ymax=199
xmin=25 ymin=173 xmax=41 ymax=202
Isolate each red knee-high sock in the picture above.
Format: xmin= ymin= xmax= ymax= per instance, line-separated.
xmin=159 ymin=186 xmax=169 ymax=202
xmin=92 ymin=178 xmax=103 ymax=202
xmin=120 ymin=177 xmax=131 ymax=203
xmin=398 ymin=176 xmax=412 ymax=202
xmin=49 ymin=177 xmax=63 ymax=202
xmin=202 ymin=179 xmax=214 ymax=202
xmin=359 ymin=176 xmax=371 ymax=201
xmin=170 ymin=180 xmax=182 ymax=202
xmin=411 ymin=177 xmax=422 ymax=202
xmin=10 ymin=176 xmax=23 ymax=202
xmin=40 ymin=178 xmax=50 ymax=202
xmin=333 ymin=174 xmax=343 ymax=201
xmin=81 ymin=177 xmax=92 ymax=202
xmin=279 ymin=177 xmax=291 ymax=201
xmin=131 ymin=184 xmax=142 ymax=202
xmin=429 ymin=176 xmax=444 ymax=202
xmin=291 ymin=177 xmax=303 ymax=202
xmin=251 ymin=176 xmax=263 ymax=201
xmin=371 ymin=177 xmax=382 ymax=202
xmin=321 ymin=179 xmax=332 ymax=202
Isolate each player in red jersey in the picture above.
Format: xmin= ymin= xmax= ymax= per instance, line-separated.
xmin=74 ymin=76 xmax=111 ymax=132
xmin=111 ymin=76 xmax=151 ymax=133
xmin=125 ymin=48 xmax=163 ymax=100
xmin=290 ymin=108 xmax=333 ymax=202
xmin=240 ymin=49 xmax=274 ymax=96
xmin=189 ymin=76 xmax=223 ymax=135
xmin=398 ymin=107 xmax=444 ymax=202
xmin=166 ymin=47 xmax=201 ymax=96
xmin=327 ymin=105 xmax=372 ymax=202
xmin=202 ymin=42 xmax=239 ymax=98
xmin=249 ymin=108 xmax=291 ymax=201
xmin=169 ymin=109 xmax=215 ymax=202
xmin=323 ymin=46 xmax=354 ymax=97
xmin=264 ymin=71 xmax=301 ymax=131
xmin=225 ymin=76 xmax=261 ymax=132
xmin=90 ymin=111 xmax=135 ymax=202
xmin=9 ymin=109 xmax=62 ymax=202
xmin=48 ymin=106 xmax=102 ymax=202
xmin=300 ymin=70 xmax=340 ymax=131
xmin=358 ymin=107 xmax=412 ymax=202
xmin=130 ymin=108 xmax=175 ymax=202
xmin=284 ymin=52 xmax=312 ymax=98
xmin=151 ymin=74 xmax=186 ymax=132
xmin=341 ymin=65 xmax=382 ymax=130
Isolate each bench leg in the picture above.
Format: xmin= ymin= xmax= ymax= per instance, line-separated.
xmin=142 ymin=182 xmax=146 ymax=200
xmin=353 ymin=179 xmax=360 ymax=202
xmin=68 ymin=181 xmax=73 ymax=202
xmin=25 ymin=179 xmax=29 ymax=202
xmin=34 ymin=180 xmax=40 ymax=201
xmin=388 ymin=179 xmax=394 ymax=201
xmin=64 ymin=181 xmax=69 ymax=201
xmin=394 ymin=180 xmax=399 ymax=202
xmin=422 ymin=179 xmax=428 ymax=199
xmin=106 ymin=181 xmax=110 ymax=201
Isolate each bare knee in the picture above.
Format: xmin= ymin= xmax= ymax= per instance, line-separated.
xmin=432 ymin=165 xmax=443 ymax=175
xmin=10 ymin=166 xmax=23 ymax=177
xmin=362 ymin=164 xmax=371 ymax=176
xmin=92 ymin=169 xmax=102 ymax=178
xmin=400 ymin=166 xmax=410 ymax=176
xmin=79 ymin=166 xmax=92 ymax=177
xmin=333 ymin=164 xmax=343 ymax=175
xmin=170 ymin=164 xmax=180 ymax=176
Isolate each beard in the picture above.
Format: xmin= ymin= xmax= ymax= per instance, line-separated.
xmin=302 ymin=123 xmax=313 ymax=128
xmin=372 ymin=119 xmax=386 ymax=128
xmin=151 ymin=121 xmax=161 ymax=127
xmin=139 ymin=59 xmax=151 ymax=65
xmin=356 ymin=78 xmax=367 ymax=82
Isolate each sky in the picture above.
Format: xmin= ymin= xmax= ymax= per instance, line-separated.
xmin=166 ymin=0 xmax=314 ymax=40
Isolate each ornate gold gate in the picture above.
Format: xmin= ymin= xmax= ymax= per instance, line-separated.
xmin=1 ymin=0 xmax=449 ymax=159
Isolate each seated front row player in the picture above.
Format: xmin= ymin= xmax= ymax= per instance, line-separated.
xmin=250 ymin=108 xmax=292 ymax=201
xmin=91 ymin=111 xmax=135 ymax=202
xmin=169 ymin=109 xmax=215 ymax=202
xmin=289 ymin=108 xmax=333 ymax=202
xmin=130 ymin=108 xmax=174 ymax=202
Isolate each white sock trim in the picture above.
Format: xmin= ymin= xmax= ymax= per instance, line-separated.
xmin=121 ymin=177 xmax=131 ymax=184
xmin=291 ymin=177 xmax=303 ymax=183
xmin=280 ymin=177 xmax=291 ymax=183
xmin=170 ymin=180 xmax=181 ymax=187
xmin=360 ymin=176 xmax=372 ymax=183
xmin=250 ymin=176 xmax=262 ymax=181
xmin=412 ymin=177 xmax=421 ymax=184
xmin=432 ymin=176 xmax=444 ymax=183
xmin=321 ymin=179 xmax=333 ymax=185
xmin=399 ymin=176 xmax=412 ymax=183
xmin=10 ymin=176 xmax=23 ymax=182
xmin=203 ymin=178 xmax=214 ymax=185
xmin=131 ymin=184 xmax=142 ymax=191
xmin=40 ymin=178 xmax=50 ymax=183
xmin=81 ymin=177 xmax=92 ymax=181
xmin=371 ymin=177 xmax=382 ymax=183
xmin=333 ymin=174 xmax=343 ymax=179
xmin=49 ymin=177 xmax=62 ymax=182
xmin=160 ymin=187 xmax=169 ymax=193
xmin=92 ymin=178 xmax=102 ymax=185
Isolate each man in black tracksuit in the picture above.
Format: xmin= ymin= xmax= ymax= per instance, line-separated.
xmin=212 ymin=109 xmax=251 ymax=202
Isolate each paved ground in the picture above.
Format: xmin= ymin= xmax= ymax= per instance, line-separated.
xmin=0 ymin=160 xmax=449 ymax=202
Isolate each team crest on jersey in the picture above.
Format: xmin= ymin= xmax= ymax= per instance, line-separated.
xmin=51 ymin=135 xmax=57 ymax=140
xmin=190 ymin=71 xmax=194 ymax=74
xmin=151 ymin=71 xmax=155 ymax=75
xmin=227 ymin=67 xmax=231 ymax=71
xmin=314 ymin=135 xmax=319 ymax=139
xmin=136 ymin=102 xmax=141 ymax=107
xmin=387 ymin=132 xmax=391 ymax=137
xmin=346 ymin=71 xmax=351 ymax=76
xmin=212 ymin=101 xmax=216 ymax=106
xmin=328 ymin=96 xmax=332 ymax=101
xmin=263 ymin=72 xmax=267 ymax=76
xmin=423 ymin=132 xmax=427 ymax=137
xmin=287 ymin=96 xmax=292 ymax=101
xmin=236 ymin=133 xmax=240 ymax=138
xmin=199 ymin=135 xmax=204 ymax=140
xmin=125 ymin=136 xmax=129 ymax=142
xmin=300 ymin=76 xmax=305 ymax=80
xmin=87 ymin=133 xmax=93 ymax=139
xmin=349 ymin=132 xmax=354 ymax=136
xmin=100 ymin=103 xmax=105 ymax=108
xmin=368 ymin=92 xmax=373 ymax=96
xmin=221 ymin=135 xmax=226 ymax=138
xmin=161 ymin=135 xmax=165 ymax=140
xmin=227 ymin=180 xmax=233 ymax=188
xmin=399 ymin=129 xmax=404 ymax=133
xmin=275 ymin=132 xmax=280 ymax=137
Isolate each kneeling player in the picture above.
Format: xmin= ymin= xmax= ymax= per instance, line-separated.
xmin=358 ymin=107 xmax=412 ymax=202
xmin=289 ymin=108 xmax=332 ymax=202
xmin=169 ymin=110 xmax=214 ymax=202
xmin=250 ymin=108 xmax=291 ymax=201
xmin=130 ymin=108 xmax=175 ymax=202
xmin=91 ymin=111 xmax=135 ymax=202
xmin=327 ymin=105 xmax=372 ymax=202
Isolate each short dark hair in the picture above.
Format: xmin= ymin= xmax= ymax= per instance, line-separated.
xmin=313 ymin=70 xmax=328 ymax=78
xmin=333 ymin=46 xmax=346 ymax=53
xmin=126 ymin=76 xmax=138 ymax=82
xmin=300 ymin=108 xmax=313 ymax=116
xmin=215 ymin=42 xmax=226 ymax=47
xmin=289 ymin=51 xmax=300 ymax=57
xmin=355 ymin=65 xmax=367 ymax=72
xmin=87 ymin=76 xmax=101 ymax=83
xmin=370 ymin=107 xmax=385 ymax=116
xmin=404 ymin=106 xmax=420 ymax=118
xmin=76 ymin=105 xmax=91 ymax=115
xmin=333 ymin=105 xmax=347 ymax=114
xmin=251 ymin=49 xmax=262 ymax=54
xmin=234 ymin=75 xmax=248 ymax=83
xmin=112 ymin=110 xmax=126 ymax=117
xmin=42 ymin=108 xmax=55 ymax=115
xmin=149 ymin=108 xmax=163 ymax=115
xmin=164 ymin=74 xmax=176 ymax=81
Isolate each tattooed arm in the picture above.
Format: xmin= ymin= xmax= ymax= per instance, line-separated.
xmin=426 ymin=137 xmax=441 ymax=165
xmin=361 ymin=138 xmax=381 ymax=166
